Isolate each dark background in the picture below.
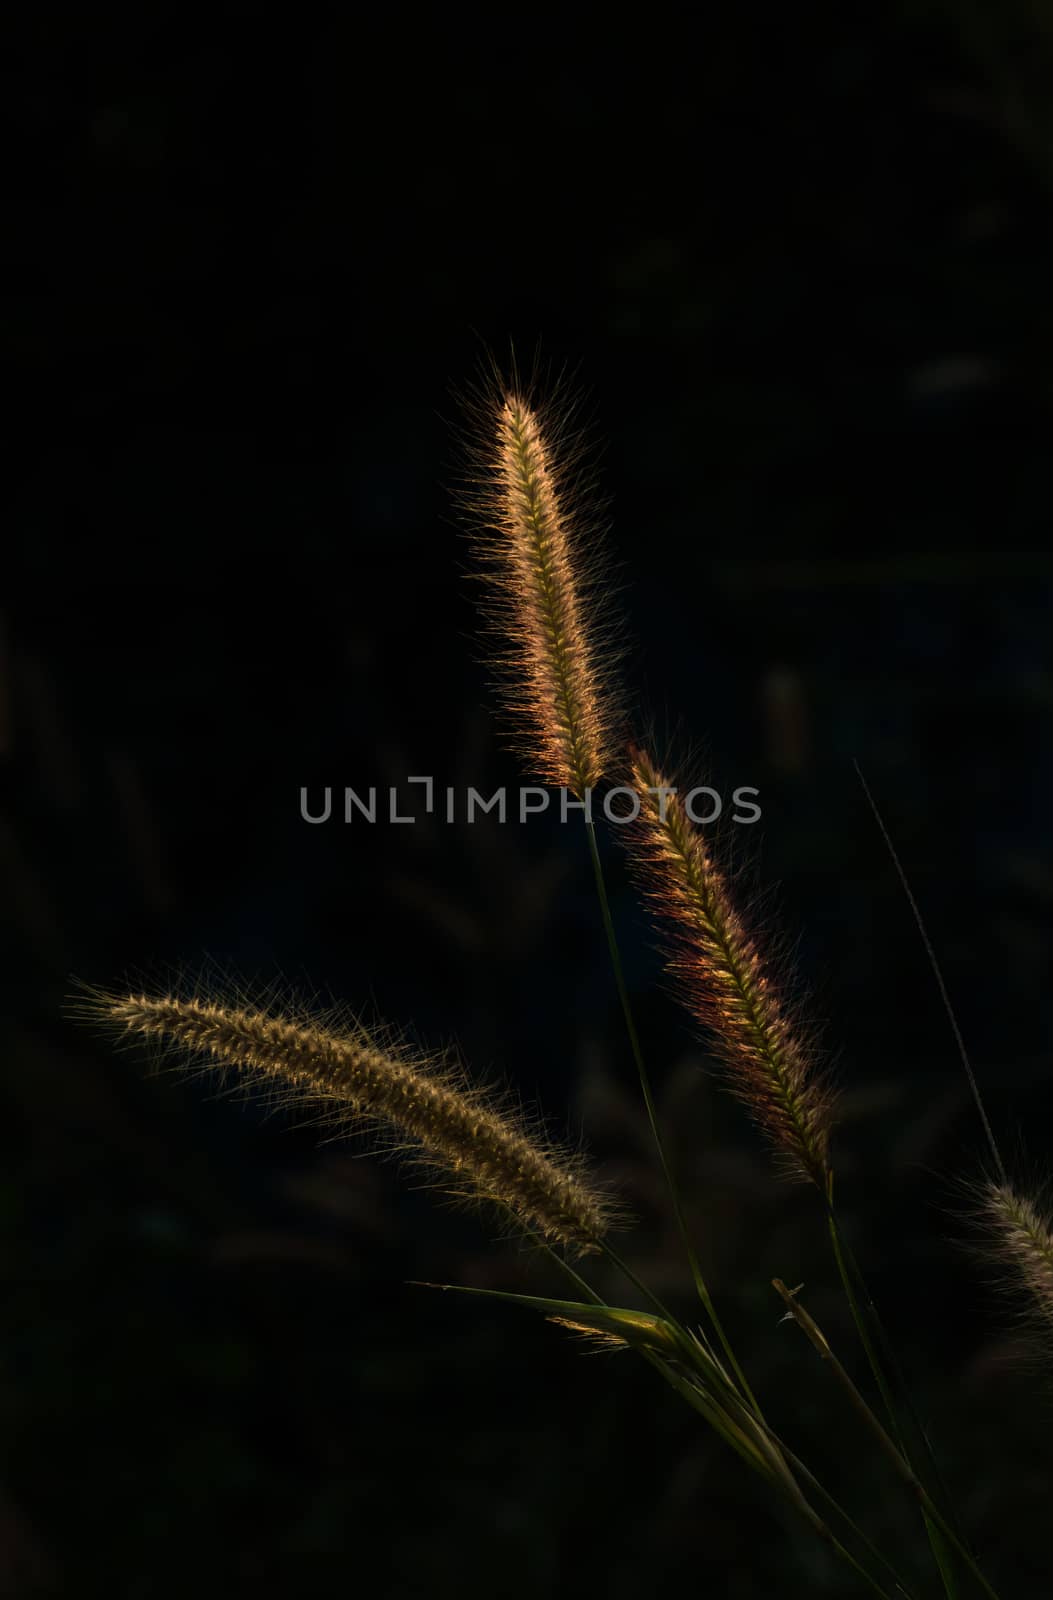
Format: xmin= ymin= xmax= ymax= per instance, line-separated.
xmin=5 ymin=6 xmax=1053 ymax=1595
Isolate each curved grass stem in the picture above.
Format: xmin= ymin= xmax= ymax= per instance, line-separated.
xmin=778 ymin=1443 xmax=919 ymax=1600
xmin=650 ymin=1355 xmax=906 ymax=1600
xmin=584 ymin=817 xmax=760 ymax=1411
xmin=500 ymin=1218 xmax=919 ymax=1600
xmin=775 ymin=1275 xmax=1002 ymax=1600
xmin=826 ymin=1180 xmax=971 ymax=1598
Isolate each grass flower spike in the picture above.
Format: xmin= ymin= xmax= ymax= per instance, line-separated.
xmin=977 ymin=1179 xmax=1053 ymax=1351
xmin=91 ymin=988 xmax=613 ymax=1255
xmin=460 ymin=371 xmax=619 ymax=795
xmin=626 ymin=748 xmax=833 ymax=1187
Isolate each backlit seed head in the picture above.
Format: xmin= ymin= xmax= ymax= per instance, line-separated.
xmin=625 ymin=746 xmax=833 ymax=1187
xmin=77 ymin=981 xmax=617 ymax=1255
xmin=453 ymin=358 xmax=623 ymax=796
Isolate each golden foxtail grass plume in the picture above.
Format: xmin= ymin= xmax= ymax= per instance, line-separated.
xmin=455 ymin=362 xmax=621 ymax=796
xmin=81 ymin=985 xmax=614 ymax=1255
xmin=974 ymin=1178 xmax=1053 ymax=1355
xmin=625 ymin=747 xmax=833 ymax=1187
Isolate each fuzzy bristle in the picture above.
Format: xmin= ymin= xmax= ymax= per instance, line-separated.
xmin=624 ymin=748 xmax=833 ymax=1187
xmin=88 ymin=988 xmax=613 ymax=1255
xmin=457 ymin=369 xmax=620 ymax=796
xmin=976 ymin=1179 xmax=1053 ymax=1348
xmin=546 ymin=1317 xmax=631 ymax=1353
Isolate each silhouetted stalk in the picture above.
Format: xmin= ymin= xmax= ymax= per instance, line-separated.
xmin=775 ymin=1279 xmax=1002 ymax=1600
xmin=827 ymin=1179 xmax=965 ymax=1598
xmin=778 ymin=1444 xmax=918 ymax=1600
xmin=585 ymin=817 xmax=761 ymax=1409
xmin=534 ymin=1232 xmax=915 ymax=1600
xmin=650 ymin=1355 xmax=904 ymax=1599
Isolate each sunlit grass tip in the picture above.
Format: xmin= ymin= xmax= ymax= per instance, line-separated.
xmin=624 ymin=745 xmax=834 ymax=1188
xmin=453 ymin=354 xmax=624 ymax=797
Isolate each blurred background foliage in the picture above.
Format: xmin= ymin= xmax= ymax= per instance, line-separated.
xmin=5 ymin=4 xmax=1053 ymax=1594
